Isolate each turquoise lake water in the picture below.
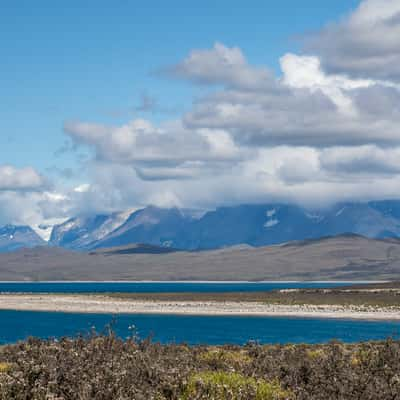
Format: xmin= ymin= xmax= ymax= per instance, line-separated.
xmin=1 ymin=310 xmax=400 ymax=345
xmin=0 ymin=281 xmax=355 ymax=293
xmin=1 ymin=281 xmax=397 ymax=345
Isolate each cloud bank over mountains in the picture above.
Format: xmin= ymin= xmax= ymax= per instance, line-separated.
xmin=3 ymin=0 xmax=400 ymax=227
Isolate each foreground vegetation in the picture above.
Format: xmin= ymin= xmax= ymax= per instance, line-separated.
xmin=1 ymin=332 xmax=400 ymax=399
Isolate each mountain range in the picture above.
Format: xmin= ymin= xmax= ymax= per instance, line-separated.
xmin=3 ymin=200 xmax=400 ymax=252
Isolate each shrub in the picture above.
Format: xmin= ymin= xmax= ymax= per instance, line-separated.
xmin=199 ymin=349 xmax=252 ymax=370
xmin=0 ymin=363 xmax=11 ymax=374
xmin=1 ymin=335 xmax=400 ymax=399
xmin=181 ymin=371 xmax=292 ymax=400
xmin=306 ymin=349 xmax=326 ymax=360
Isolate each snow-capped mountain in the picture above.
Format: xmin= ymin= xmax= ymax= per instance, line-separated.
xmin=0 ymin=225 xmax=45 ymax=252
xmin=174 ymin=203 xmax=319 ymax=249
xmin=90 ymin=206 xmax=194 ymax=249
xmin=45 ymin=200 xmax=400 ymax=251
xmin=7 ymin=200 xmax=400 ymax=253
xmin=49 ymin=209 xmax=135 ymax=249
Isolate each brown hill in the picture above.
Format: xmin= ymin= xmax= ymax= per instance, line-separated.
xmin=1 ymin=235 xmax=400 ymax=281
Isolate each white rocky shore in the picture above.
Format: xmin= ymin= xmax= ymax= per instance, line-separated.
xmin=0 ymin=294 xmax=400 ymax=320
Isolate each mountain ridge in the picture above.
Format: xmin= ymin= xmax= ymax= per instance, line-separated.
xmin=4 ymin=200 xmax=400 ymax=252
xmin=49 ymin=200 xmax=400 ymax=251
xmin=0 ymin=225 xmax=45 ymax=253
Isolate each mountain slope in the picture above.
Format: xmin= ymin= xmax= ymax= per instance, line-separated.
xmin=81 ymin=206 xmax=194 ymax=250
xmin=0 ymin=225 xmax=45 ymax=252
xmin=47 ymin=200 xmax=400 ymax=251
xmin=49 ymin=209 xmax=134 ymax=249
xmin=312 ymin=202 xmax=400 ymax=239
xmin=174 ymin=204 xmax=321 ymax=249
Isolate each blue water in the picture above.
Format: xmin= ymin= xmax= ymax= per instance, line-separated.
xmin=1 ymin=310 xmax=399 ymax=345
xmin=1 ymin=282 xmax=392 ymax=345
xmin=0 ymin=281 xmax=355 ymax=294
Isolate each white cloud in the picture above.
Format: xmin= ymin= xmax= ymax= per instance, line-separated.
xmin=64 ymin=117 xmax=247 ymax=182
xmin=305 ymin=0 xmax=400 ymax=82
xmin=6 ymin=1 xmax=400 ymax=226
xmin=280 ymin=53 xmax=373 ymax=116
xmin=180 ymin=43 xmax=400 ymax=148
xmin=320 ymin=145 xmax=400 ymax=175
xmin=0 ymin=189 xmax=67 ymax=228
xmin=74 ymin=183 xmax=91 ymax=193
xmin=0 ymin=165 xmax=45 ymax=191
xmin=165 ymin=42 xmax=274 ymax=90
xmin=53 ymin=37 xmax=400 ymax=220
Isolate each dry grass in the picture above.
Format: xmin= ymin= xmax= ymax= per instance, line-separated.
xmin=106 ymin=288 xmax=400 ymax=307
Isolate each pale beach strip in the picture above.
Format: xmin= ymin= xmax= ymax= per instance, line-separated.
xmin=0 ymin=294 xmax=400 ymax=320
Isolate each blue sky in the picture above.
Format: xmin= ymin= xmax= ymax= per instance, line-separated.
xmin=1 ymin=0 xmax=360 ymax=174
xmin=2 ymin=0 xmax=400 ymax=228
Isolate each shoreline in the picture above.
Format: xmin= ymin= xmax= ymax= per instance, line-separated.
xmin=1 ymin=294 xmax=400 ymax=320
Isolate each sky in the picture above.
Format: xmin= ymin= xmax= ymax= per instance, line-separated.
xmin=1 ymin=0 xmax=400 ymax=229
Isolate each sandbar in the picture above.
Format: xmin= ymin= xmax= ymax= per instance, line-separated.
xmin=0 ymin=294 xmax=400 ymax=320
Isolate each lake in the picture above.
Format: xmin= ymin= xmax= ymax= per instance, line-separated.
xmin=0 ymin=281 xmax=358 ymax=294
xmin=1 ymin=310 xmax=400 ymax=345
xmin=1 ymin=281 xmax=395 ymax=345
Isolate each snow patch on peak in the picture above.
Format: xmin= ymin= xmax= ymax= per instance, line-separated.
xmin=33 ymin=218 xmax=69 ymax=241
xmin=91 ymin=209 xmax=137 ymax=241
xmin=62 ymin=220 xmax=79 ymax=232
xmin=264 ymin=219 xmax=279 ymax=228
xmin=305 ymin=212 xmax=324 ymax=222
xmin=162 ymin=240 xmax=173 ymax=248
xmin=265 ymin=209 xmax=279 ymax=228
xmin=266 ymin=209 xmax=276 ymax=218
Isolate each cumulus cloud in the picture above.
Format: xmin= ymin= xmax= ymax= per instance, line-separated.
xmin=280 ymin=53 xmax=373 ymax=116
xmin=165 ymin=42 xmax=275 ymax=90
xmin=7 ymin=2 xmax=400 ymax=226
xmin=184 ymin=87 xmax=400 ymax=148
xmin=0 ymin=165 xmax=46 ymax=191
xmin=57 ymin=36 xmax=400 ymax=217
xmin=64 ymin=118 xmax=247 ymax=181
xmin=305 ymin=0 xmax=400 ymax=82
xmin=0 ymin=190 xmax=67 ymax=228
xmin=178 ymin=44 xmax=400 ymax=148
xmin=320 ymin=145 xmax=400 ymax=175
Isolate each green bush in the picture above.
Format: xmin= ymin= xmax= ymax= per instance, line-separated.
xmin=199 ymin=349 xmax=252 ymax=370
xmin=0 ymin=363 xmax=12 ymax=374
xmin=181 ymin=371 xmax=292 ymax=400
